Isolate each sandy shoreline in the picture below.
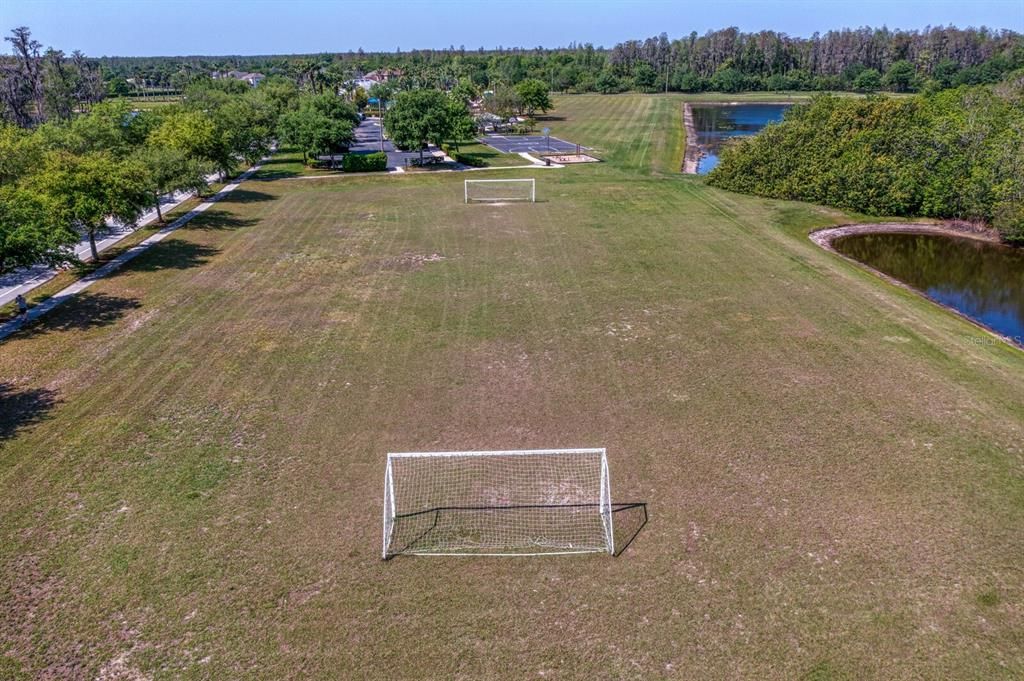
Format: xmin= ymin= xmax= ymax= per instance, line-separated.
xmin=809 ymin=220 xmax=1002 ymax=251
xmin=810 ymin=221 xmax=1020 ymax=350
xmin=682 ymin=103 xmax=701 ymax=174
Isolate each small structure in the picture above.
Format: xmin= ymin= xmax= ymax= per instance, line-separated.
xmin=211 ymin=70 xmax=265 ymax=87
xmin=474 ymin=112 xmax=504 ymax=133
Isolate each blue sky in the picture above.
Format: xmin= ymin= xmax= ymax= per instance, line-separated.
xmin=1 ymin=0 xmax=1021 ymax=57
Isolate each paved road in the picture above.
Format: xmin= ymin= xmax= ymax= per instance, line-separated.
xmin=0 ymin=175 xmax=220 ymax=307
xmin=350 ymin=117 xmax=438 ymax=169
xmin=0 ymin=162 xmax=266 ymax=340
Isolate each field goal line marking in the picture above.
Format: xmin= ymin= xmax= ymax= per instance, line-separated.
xmin=408 ymin=550 xmax=604 ymax=557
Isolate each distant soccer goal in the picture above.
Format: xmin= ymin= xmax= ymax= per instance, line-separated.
xmin=382 ymin=448 xmax=613 ymax=558
xmin=465 ymin=178 xmax=536 ymax=203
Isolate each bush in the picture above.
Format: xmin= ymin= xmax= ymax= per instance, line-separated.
xmin=707 ymin=84 xmax=1024 ymax=231
xmin=994 ymin=200 xmax=1024 ymax=245
xmin=342 ymin=152 xmax=387 ymax=172
xmin=453 ymin=152 xmax=486 ymax=167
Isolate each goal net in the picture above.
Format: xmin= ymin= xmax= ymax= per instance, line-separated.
xmin=465 ymin=178 xmax=536 ymax=203
xmin=382 ymin=448 xmax=613 ymax=558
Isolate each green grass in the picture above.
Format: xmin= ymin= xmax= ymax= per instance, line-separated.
xmin=0 ymin=94 xmax=1022 ymax=680
xmin=251 ymin=148 xmax=343 ymax=179
xmin=452 ymin=140 xmax=527 ymax=167
xmin=0 ymin=190 xmax=218 ymax=322
xmin=123 ymin=95 xmax=184 ymax=110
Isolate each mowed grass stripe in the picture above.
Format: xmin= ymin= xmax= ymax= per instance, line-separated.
xmin=0 ymin=94 xmax=1021 ymax=679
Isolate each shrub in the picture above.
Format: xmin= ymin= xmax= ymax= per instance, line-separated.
xmin=453 ymin=152 xmax=486 ymax=167
xmin=342 ymin=152 xmax=387 ymax=172
xmin=994 ymin=200 xmax=1024 ymax=245
xmin=708 ymin=84 xmax=1024 ymax=232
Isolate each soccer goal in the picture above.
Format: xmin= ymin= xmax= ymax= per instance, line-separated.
xmin=465 ymin=178 xmax=536 ymax=203
xmin=382 ymin=448 xmax=613 ymax=558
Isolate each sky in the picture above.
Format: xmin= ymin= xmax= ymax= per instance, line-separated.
xmin=1 ymin=0 xmax=1022 ymax=57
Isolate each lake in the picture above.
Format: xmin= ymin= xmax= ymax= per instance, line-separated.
xmin=833 ymin=232 xmax=1024 ymax=344
xmin=691 ymin=104 xmax=789 ymax=174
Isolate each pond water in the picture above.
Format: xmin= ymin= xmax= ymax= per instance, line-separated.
xmin=833 ymin=232 xmax=1024 ymax=343
xmin=692 ymin=103 xmax=790 ymax=174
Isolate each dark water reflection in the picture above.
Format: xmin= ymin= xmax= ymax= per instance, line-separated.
xmin=834 ymin=232 xmax=1024 ymax=342
xmin=692 ymin=104 xmax=789 ymax=174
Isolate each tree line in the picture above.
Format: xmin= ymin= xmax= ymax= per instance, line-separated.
xmin=706 ymin=74 xmax=1024 ymax=244
xmin=0 ymin=73 xmax=361 ymax=275
xmin=0 ymin=27 xmax=105 ymax=127
xmin=6 ymin=23 xmax=1017 ymax=111
xmin=82 ymin=25 xmax=1022 ymax=98
xmin=606 ymin=25 xmax=1023 ymax=93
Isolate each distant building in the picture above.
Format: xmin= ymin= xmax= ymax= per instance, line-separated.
xmin=353 ymin=68 xmax=403 ymax=92
xmin=340 ymin=68 xmax=403 ymax=97
xmin=352 ymin=78 xmax=377 ymax=93
xmin=211 ymin=70 xmax=265 ymax=87
xmin=364 ymin=68 xmax=402 ymax=83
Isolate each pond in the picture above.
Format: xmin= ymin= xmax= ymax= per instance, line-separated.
xmin=691 ymin=103 xmax=790 ymax=174
xmin=833 ymin=232 xmax=1024 ymax=343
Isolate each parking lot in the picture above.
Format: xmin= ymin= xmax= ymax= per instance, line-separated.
xmin=479 ymin=134 xmax=584 ymax=155
xmin=349 ymin=117 xmax=431 ymax=169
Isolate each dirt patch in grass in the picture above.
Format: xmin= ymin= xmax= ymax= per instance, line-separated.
xmin=368 ymin=252 xmax=446 ymax=272
xmin=0 ymin=95 xmax=1022 ymax=680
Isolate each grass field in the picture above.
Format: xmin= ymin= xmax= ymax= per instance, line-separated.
xmin=451 ymin=140 xmax=527 ymax=167
xmin=1 ymin=94 xmax=1022 ymax=680
xmin=122 ymin=95 xmax=184 ymax=111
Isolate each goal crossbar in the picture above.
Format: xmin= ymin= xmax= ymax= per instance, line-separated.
xmin=389 ymin=448 xmax=603 ymax=458
xmin=465 ymin=178 xmax=536 ymax=203
xmin=383 ymin=448 xmax=613 ymax=558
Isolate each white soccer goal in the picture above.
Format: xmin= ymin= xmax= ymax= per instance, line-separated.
xmin=465 ymin=178 xmax=536 ymax=203
xmin=382 ymin=448 xmax=613 ymax=558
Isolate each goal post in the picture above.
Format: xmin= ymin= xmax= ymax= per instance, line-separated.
xmin=465 ymin=178 xmax=536 ymax=203
xmin=382 ymin=448 xmax=614 ymax=558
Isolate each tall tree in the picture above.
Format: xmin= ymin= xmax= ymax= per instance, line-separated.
xmin=884 ymin=60 xmax=918 ymax=92
xmin=384 ymin=89 xmax=454 ymax=163
xmin=0 ymin=121 xmax=41 ymax=184
xmin=0 ymin=186 xmax=78 ymax=275
xmin=276 ymin=95 xmax=358 ymax=164
xmin=444 ymin=97 xmax=476 ymax=150
xmin=515 ymin=78 xmax=553 ymax=114
xmin=134 ymin=145 xmax=210 ymax=222
xmin=148 ymin=109 xmax=232 ymax=179
xmin=4 ymin=27 xmax=44 ymax=123
xmin=39 ymin=151 xmax=151 ymax=260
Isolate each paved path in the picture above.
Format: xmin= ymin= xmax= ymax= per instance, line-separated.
xmin=0 ymin=173 xmax=220 ymax=307
xmin=0 ymin=162 xmax=265 ymax=342
xmin=349 ymin=117 xmax=430 ymax=169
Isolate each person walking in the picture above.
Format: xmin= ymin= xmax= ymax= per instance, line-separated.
xmin=15 ymin=294 xmax=28 ymax=316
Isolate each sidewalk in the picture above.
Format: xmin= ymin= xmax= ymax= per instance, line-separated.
xmin=0 ymin=173 xmax=219 ymax=307
xmin=0 ymin=163 xmax=264 ymax=342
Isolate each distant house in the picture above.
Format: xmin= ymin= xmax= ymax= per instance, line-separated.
xmin=352 ymin=78 xmax=377 ymax=93
xmin=363 ymin=68 xmax=402 ymax=83
xmin=211 ymin=70 xmax=265 ymax=87
xmin=353 ymin=68 xmax=403 ymax=92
